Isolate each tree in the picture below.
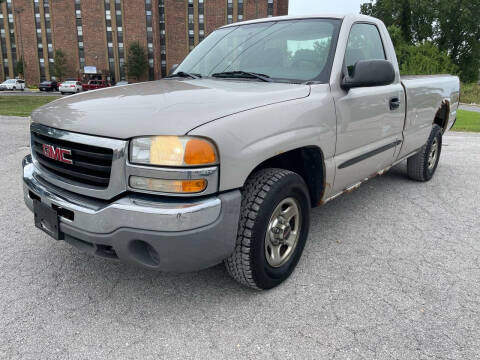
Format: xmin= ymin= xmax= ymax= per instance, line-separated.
xmin=52 ymin=49 xmax=67 ymax=80
xmin=436 ymin=0 xmax=480 ymax=83
xmin=361 ymin=0 xmax=480 ymax=82
xmin=14 ymin=57 xmax=24 ymax=78
xmin=125 ymin=41 xmax=148 ymax=81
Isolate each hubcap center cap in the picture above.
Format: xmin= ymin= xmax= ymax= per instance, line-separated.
xmin=270 ymin=220 xmax=291 ymax=245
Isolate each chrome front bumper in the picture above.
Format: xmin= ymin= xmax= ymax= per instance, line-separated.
xmin=23 ymin=155 xmax=241 ymax=271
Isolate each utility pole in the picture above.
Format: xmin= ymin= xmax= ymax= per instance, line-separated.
xmin=14 ymin=7 xmax=25 ymax=79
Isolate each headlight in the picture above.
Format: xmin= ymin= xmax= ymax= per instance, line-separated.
xmin=130 ymin=136 xmax=218 ymax=167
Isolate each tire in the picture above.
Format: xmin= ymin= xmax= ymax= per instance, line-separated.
xmin=12 ymin=87 xmax=16 ymax=91
xmin=60 ymin=92 xmax=65 ymax=95
xmin=407 ymin=124 xmax=442 ymax=181
xmin=225 ymin=168 xmax=311 ymax=290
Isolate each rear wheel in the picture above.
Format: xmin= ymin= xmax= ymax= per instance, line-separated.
xmin=225 ymin=168 xmax=311 ymax=290
xmin=407 ymin=124 xmax=442 ymax=181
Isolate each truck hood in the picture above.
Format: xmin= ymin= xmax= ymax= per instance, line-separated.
xmin=31 ymin=79 xmax=311 ymax=139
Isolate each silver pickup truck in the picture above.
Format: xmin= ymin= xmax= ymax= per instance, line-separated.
xmin=23 ymin=14 xmax=460 ymax=289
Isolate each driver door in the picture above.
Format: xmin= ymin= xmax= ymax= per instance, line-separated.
xmin=331 ymin=23 xmax=405 ymax=194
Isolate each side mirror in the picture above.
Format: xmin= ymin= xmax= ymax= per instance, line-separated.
xmin=341 ymin=60 xmax=395 ymax=90
xmin=169 ymin=64 xmax=179 ymax=75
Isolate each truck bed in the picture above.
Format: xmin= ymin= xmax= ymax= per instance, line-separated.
xmin=398 ymin=74 xmax=460 ymax=159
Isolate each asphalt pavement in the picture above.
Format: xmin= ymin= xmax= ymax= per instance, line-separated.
xmin=1 ymin=116 xmax=479 ymax=359
xmin=459 ymin=104 xmax=480 ymax=113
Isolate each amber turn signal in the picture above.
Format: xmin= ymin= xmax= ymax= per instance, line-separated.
xmin=184 ymin=139 xmax=217 ymax=165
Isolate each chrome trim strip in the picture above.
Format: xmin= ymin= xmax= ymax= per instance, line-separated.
xmin=23 ymin=156 xmax=222 ymax=233
xmin=30 ymin=123 xmax=128 ymax=200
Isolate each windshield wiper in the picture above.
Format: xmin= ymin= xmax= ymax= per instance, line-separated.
xmin=211 ymin=71 xmax=272 ymax=82
xmin=167 ymin=71 xmax=202 ymax=79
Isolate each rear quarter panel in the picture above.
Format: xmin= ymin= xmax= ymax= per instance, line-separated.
xmin=399 ymin=75 xmax=460 ymax=158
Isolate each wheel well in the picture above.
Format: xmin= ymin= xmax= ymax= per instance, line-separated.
xmin=434 ymin=101 xmax=450 ymax=133
xmin=249 ymin=146 xmax=325 ymax=207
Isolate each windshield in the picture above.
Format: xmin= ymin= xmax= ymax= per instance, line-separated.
xmin=175 ymin=19 xmax=341 ymax=83
xmin=4 ymin=80 xmax=16 ymax=84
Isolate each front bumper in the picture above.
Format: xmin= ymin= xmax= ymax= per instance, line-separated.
xmin=23 ymin=155 xmax=241 ymax=272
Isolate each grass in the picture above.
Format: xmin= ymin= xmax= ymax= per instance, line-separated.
xmin=461 ymin=83 xmax=480 ymax=105
xmin=0 ymin=95 xmax=60 ymax=117
xmin=453 ymin=109 xmax=480 ymax=132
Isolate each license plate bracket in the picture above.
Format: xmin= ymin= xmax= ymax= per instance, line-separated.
xmin=33 ymin=199 xmax=63 ymax=240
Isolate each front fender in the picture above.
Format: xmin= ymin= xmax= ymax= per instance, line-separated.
xmin=188 ymin=85 xmax=337 ymax=192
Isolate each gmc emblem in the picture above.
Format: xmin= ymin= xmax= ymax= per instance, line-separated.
xmin=42 ymin=144 xmax=73 ymax=164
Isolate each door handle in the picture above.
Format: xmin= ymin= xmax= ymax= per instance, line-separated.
xmin=389 ymin=97 xmax=401 ymax=110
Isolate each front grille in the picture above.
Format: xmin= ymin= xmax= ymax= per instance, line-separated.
xmin=31 ymin=131 xmax=113 ymax=188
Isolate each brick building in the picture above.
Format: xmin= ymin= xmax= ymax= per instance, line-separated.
xmin=0 ymin=0 xmax=288 ymax=85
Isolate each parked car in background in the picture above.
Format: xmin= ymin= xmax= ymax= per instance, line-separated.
xmin=39 ymin=80 xmax=58 ymax=92
xmin=82 ymin=80 xmax=110 ymax=91
xmin=0 ymin=79 xmax=25 ymax=91
xmin=59 ymin=81 xmax=82 ymax=95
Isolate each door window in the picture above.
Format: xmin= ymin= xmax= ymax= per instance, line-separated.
xmin=345 ymin=23 xmax=385 ymax=76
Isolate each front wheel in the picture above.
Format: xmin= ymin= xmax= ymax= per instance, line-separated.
xmin=225 ymin=168 xmax=311 ymax=290
xmin=407 ymin=124 xmax=442 ymax=181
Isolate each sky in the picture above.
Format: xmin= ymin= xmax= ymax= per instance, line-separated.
xmin=289 ymin=0 xmax=365 ymax=15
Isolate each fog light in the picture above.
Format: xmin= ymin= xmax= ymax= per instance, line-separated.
xmin=129 ymin=176 xmax=207 ymax=193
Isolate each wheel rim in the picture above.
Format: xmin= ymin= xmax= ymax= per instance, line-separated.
xmin=428 ymin=138 xmax=439 ymax=170
xmin=264 ymin=197 xmax=302 ymax=268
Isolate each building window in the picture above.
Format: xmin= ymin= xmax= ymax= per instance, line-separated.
xmin=198 ymin=0 xmax=205 ymax=42
xmin=145 ymin=0 xmax=154 ymax=80
xmin=33 ymin=0 xmax=46 ymax=80
xmin=0 ymin=24 xmax=9 ymax=78
xmin=188 ymin=0 xmax=194 ymax=51
xmin=158 ymin=0 xmax=166 ymax=77
xmin=42 ymin=0 xmax=54 ymax=75
xmin=237 ymin=0 xmax=244 ymax=22
xmin=104 ymin=0 xmax=114 ymax=78
xmin=113 ymin=1 xmax=125 ymax=80
xmin=75 ymin=0 xmax=84 ymax=73
xmin=267 ymin=0 xmax=274 ymax=17
xmin=227 ymin=0 xmax=233 ymax=24
xmin=0 ymin=0 xmax=18 ymax=78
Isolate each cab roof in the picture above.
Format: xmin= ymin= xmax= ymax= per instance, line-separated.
xmin=220 ymin=14 xmax=376 ymax=29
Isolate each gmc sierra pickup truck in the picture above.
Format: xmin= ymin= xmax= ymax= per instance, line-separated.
xmin=23 ymin=14 xmax=460 ymax=289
